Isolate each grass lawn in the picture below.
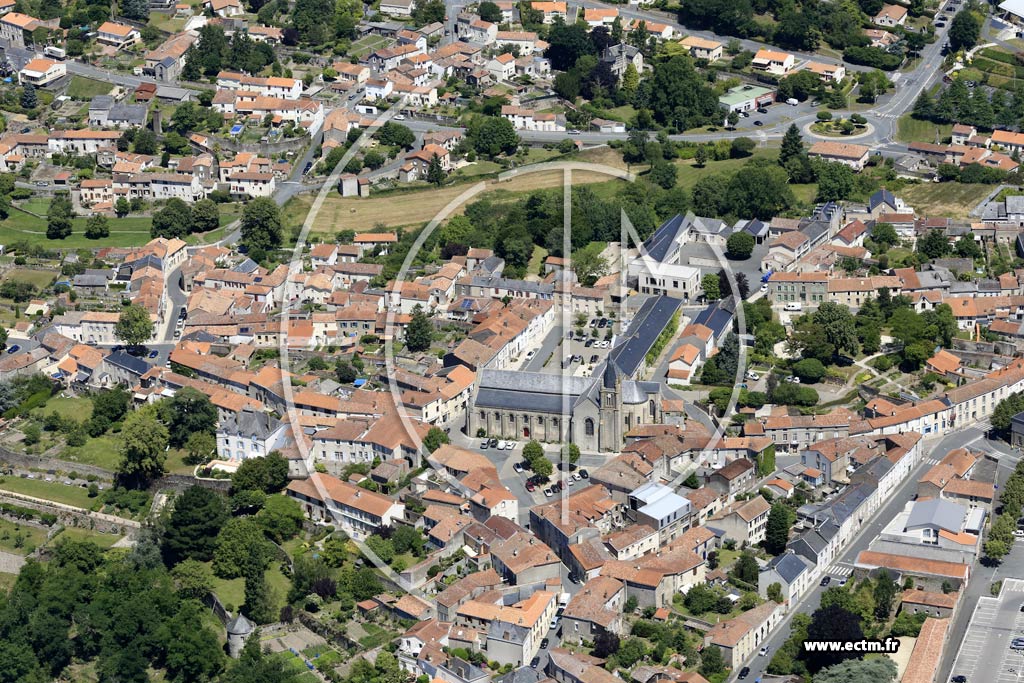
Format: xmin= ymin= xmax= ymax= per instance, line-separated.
xmin=900 ymin=182 xmax=993 ymax=219
xmin=148 ymin=13 xmax=187 ymax=32
xmin=0 ymin=476 xmax=95 ymax=508
xmin=61 ymin=434 xmax=121 ymax=471
xmin=33 ymin=396 xmax=93 ymax=422
xmin=0 ymin=572 xmax=16 ymax=594
xmin=211 ymin=562 xmax=290 ymax=612
xmin=527 ymin=244 xmax=548 ymax=276
xmin=54 ymin=526 xmax=122 ymax=548
xmin=452 ymin=160 xmax=502 ymax=179
xmin=895 ymin=114 xmax=952 ymax=143
xmin=2 ymin=203 xmax=240 ymax=250
xmin=674 ymin=149 xmax=777 ymax=191
xmin=2 ymin=268 xmax=55 ymax=289
xmin=164 ymin=447 xmax=197 ymax=475
xmin=66 ymin=76 xmax=112 ymax=100
xmin=0 ymin=517 xmax=49 ymax=553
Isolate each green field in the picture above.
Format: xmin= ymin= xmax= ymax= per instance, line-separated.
xmin=349 ymin=35 xmax=393 ymax=58
xmin=2 ymin=268 xmax=55 ymax=289
xmin=0 ymin=517 xmax=49 ymax=553
xmin=210 ymin=562 xmax=291 ymax=613
xmin=61 ymin=434 xmax=121 ymax=471
xmin=54 ymin=526 xmax=122 ymax=548
xmin=0 ymin=476 xmax=95 ymax=508
xmin=895 ymin=114 xmax=952 ymax=143
xmin=33 ymin=396 xmax=93 ymax=422
xmin=67 ymin=76 xmax=112 ymax=101
xmin=674 ymin=148 xmax=777 ymax=191
xmin=2 ymin=202 xmax=240 ymax=250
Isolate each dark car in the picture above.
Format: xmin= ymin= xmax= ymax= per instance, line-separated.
xmin=303 ymin=161 xmax=313 ymax=174
xmin=148 ymin=350 xmax=159 ymax=358
xmin=756 ymin=107 xmax=768 ymax=114
xmin=820 ymin=576 xmax=831 ymax=586
xmin=738 ymin=667 xmax=750 ymax=680
xmin=951 ymin=676 xmax=967 ymax=683
xmin=526 ymin=482 xmax=536 ymax=492
xmin=753 ymin=120 xmax=764 ymax=126
xmin=530 ymin=657 xmax=540 ymax=668
xmin=590 ymin=355 xmax=599 ymax=364
xmin=489 ymin=438 xmax=498 ymax=448
xmin=936 ymin=21 xmax=945 ymax=27
xmin=540 ymin=638 xmax=549 ymax=649
xmin=6 ymin=344 xmax=19 ymax=354
xmin=585 ymin=339 xmax=595 ymax=347
xmin=579 ymin=469 xmax=589 ymax=479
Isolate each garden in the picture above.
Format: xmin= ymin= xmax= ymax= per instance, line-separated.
xmin=809 ymin=111 xmax=871 ymax=137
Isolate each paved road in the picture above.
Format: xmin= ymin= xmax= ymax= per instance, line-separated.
xmin=739 ymin=426 xmax=984 ymax=682
xmin=950 ymin=576 xmax=1024 ymax=683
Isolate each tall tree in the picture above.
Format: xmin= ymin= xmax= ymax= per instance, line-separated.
xmin=779 ymin=124 xmax=805 ymax=166
xmin=84 ymin=214 xmax=109 ymax=239
xmin=240 ymin=197 xmax=283 ymax=253
xmin=151 ymin=198 xmax=193 ymax=239
xmin=813 ymin=658 xmax=897 ymax=683
xmin=190 ymin=198 xmax=220 ymax=234
xmin=765 ymin=503 xmax=793 ymax=555
xmin=114 ymin=304 xmax=154 ymax=347
xmin=948 ymin=11 xmax=980 ymax=52
xmin=243 ymin=569 xmax=276 ymax=624
xmin=117 ymin=405 xmax=168 ymax=486
xmin=405 ymin=304 xmax=433 ymax=352
xmin=158 ymin=388 xmax=218 ymax=448
xmin=805 ymin=604 xmax=864 ymax=672
xmin=46 ymin=193 xmax=73 ymax=240
xmin=426 ymin=154 xmax=445 ymax=187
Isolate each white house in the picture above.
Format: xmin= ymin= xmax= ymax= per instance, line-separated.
xmin=19 ymin=58 xmax=65 ymax=86
xmin=96 ymin=21 xmax=141 ymax=50
xmin=752 ymin=49 xmax=795 ymax=75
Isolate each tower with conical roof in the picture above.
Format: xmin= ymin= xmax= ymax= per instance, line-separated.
xmin=599 ymin=361 xmax=623 ymax=451
xmin=226 ymin=612 xmax=254 ymax=658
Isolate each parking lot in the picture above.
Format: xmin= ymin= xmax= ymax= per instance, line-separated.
xmin=520 ymin=316 xmax=624 ymax=377
xmin=950 ymin=578 xmax=1024 ymax=683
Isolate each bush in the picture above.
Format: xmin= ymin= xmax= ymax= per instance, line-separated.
xmin=792 ymin=358 xmax=826 ymax=383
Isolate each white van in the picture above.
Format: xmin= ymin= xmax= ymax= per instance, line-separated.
xmin=784 ymin=302 xmax=803 ymax=311
xmin=786 ymin=97 xmax=799 ymax=106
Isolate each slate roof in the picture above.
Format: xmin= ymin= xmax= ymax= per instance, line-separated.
xmin=764 ymin=551 xmax=808 ymax=584
xmin=607 ymin=295 xmax=683 ymax=378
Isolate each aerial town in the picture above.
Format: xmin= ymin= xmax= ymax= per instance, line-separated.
xmin=4 ymin=0 xmax=1024 ymax=682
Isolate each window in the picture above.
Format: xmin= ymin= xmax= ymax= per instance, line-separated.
xmin=585 ymin=418 xmax=594 ymax=436
xmin=649 ymin=400 xmax=656 ymax=418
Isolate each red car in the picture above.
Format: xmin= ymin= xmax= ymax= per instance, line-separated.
xmin=526 ymin=482 xmax=535 ymax=492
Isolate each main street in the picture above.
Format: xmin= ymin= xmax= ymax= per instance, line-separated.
xmin=739 ymin=424 xmax=1012 ymax=682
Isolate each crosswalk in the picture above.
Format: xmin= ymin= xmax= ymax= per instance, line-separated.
xmin=827 ymin=562 xmax=854 ymax=577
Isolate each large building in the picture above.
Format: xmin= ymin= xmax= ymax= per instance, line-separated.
xmin=468 ymin=296 xmax=679 ymax=451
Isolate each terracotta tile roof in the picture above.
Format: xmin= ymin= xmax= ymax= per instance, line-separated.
xmin=901 ymin=589 xmax=957 ymax=610
xmin=809 ymin=141 xmax=870 ymax=160
xmin=855 ymin=551 xmax=968 ymax=579
xmin=902 ymin=618 xmax=949 ymax=683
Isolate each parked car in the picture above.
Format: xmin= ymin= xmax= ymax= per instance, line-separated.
xmin=759 ymin=646 xmax=770 ymax=657
xmin=579 ymin=469 xmax=589 ymax=479
xmin=543 ymin=488 xmax=553 ymax=497
xmin=572 ymin=473 xmax=581 ymax=481
xmin=525 ymin=350 xmax=535 ymax=360
xmin=480 ymin=440 xmax=489 ymax=449
xmin=489 ymin=438 xmax=498 ymax=448
xmin=756 ymin=107 xmax=768 ymax=114
xmin=513 ymin=462 xmax=523 ymax=473
xmin=540 ymin=638 xmax=549 ymax=649
xmin=589 ymin=354 xmax=599 ymax=364
xmin=393 ymin=114 xmax=406 ymax=120
xmin=746 ymin=371 xmax=760 ymax=381
xmin=738 ymin=668 xmax=750 ymax=680
xmin=148 ymin=350 xmax=159 ymax=359
xmin=526 ymin=482 xmax=536 ymax=492
xmin=585 ymin=339 xmax=595 ymax=347
xmin=820 ymin=576 xmax=831 ymax=586
xmin=936 ymin=21 xmax=945 ymax=27
xmin=753 ymin=120 xmax=764 ymax=126
xmin=530 ymin=657 xmax=541 ymax=667
xmin=6 ymin=345 xmax=20 ymax=354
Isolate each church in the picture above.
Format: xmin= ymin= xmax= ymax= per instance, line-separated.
xmin=467 ymin=295 xmax=681 ymax=452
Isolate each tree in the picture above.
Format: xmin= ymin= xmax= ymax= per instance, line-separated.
xmin=700 ymin=645 xmax=725 ymax=676
xmin=190 ymin=198 xmax=220 ymax=234
xmin=805 ymin=604 xmax=864 ymax=672
xmin=471 ymin=116 xmax=520 ymax=157
xmin=702 ymin=273 xmax=720 ymax=300
xmin=792 ymin=358 xmax=826 ymax=383
xmin=617 ymin=637 xmax=647 ymax=667
xmin=813 ymin=658 xmax=897 ymax=683
xmin=918 ymin=229 xmax=950 ymax=260
xmin=46 ymin=194 xmax=73 ymax=240
xmin=256 ymin=494 xmax=304 ymax=542
xmin=20 ymin=84 xmax=38 ymax=113
xmin=765 ymin=503 xmax=793 ymax=555
xmin=592 ymin=632 xmax=620 ymax=658
xmin=767 ymin=582 xmax=784 ymax=603
xmin=544 ymin=22 xmax=596 ymax=71
xmin=406 ymin=304 xmax=433 ymax=352
xmin=162 ymin=601 xmax=225 ymax=682
xmin=565 ymin=443 xmax=581 ymax=464
xmin=478 ymin=0 xmax=502 ymax=21
xmin=243 ymin=569 xmax=276 ymax=624
xmin=780 ymin=124 xmax=805 ymax=166
xmin=163 ymin=486 xmax=230 ymax=563
xmin=335 ymin=359 xmax=357 ymax=383
xmin=949 ymin=11 xmax=980 ymax=52
xmin=523 ymin=439 xmax=544 ymax=464
xmin=813 ymin=302 xmax=860 ymax=357
xmin=184 ymin=431 xmax=215 ymax=465
xmin=84 ymin=215 xmax=109 ymax=240
xmin=572 ymin=243 xmax=609 ymax=286
xmin=649 ymin=160 xmax=678 ymax=190
xmin=133 ymin=128 xmax=157 ymax=155
xmin=426 ymin=154 xmax=445 ymax=186
xmin=115 ymin=197 xmax=130 ymax=217
xmin=872 ymin=222 xmax=899 ymax=247
xmin=815 ymin=161 xmax=856 ymax=202
xmin=114 ymin=304 xmax=154 ymax=347
xmin=151 ymin=198 xmax=193 ymax=239
xmin=423 ymin=427 xmax=449 ymax=453
xmin=694 ymin=145 xmax=708 ymax=167
xmin=213 ymin=517 xmax=273 ymax=578
xmin=873 ymin=569 xmax=897 ymax=620
xmin=230 ymin=452 xmax=290 ymax=493
xmin=532 ymin=456 xmax=554 ymax=479
xmin=117 ymin=405 xmax=168 ymax=486
xmin=121 ymin=0 xmax=150 ymax=20
xmin=158 ymin=387 xmax=218 ymax=448
xmin=169 ymin=559 xmax=214 ymax=600
xmin=732 ymin=550 xmax=759 ymax=584
xmin=240 ymin=197 xmax=283 ymax=252
xmin=726 ymin=231 xmax=755 ymax=259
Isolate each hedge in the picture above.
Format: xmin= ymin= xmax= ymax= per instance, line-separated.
xmin=0 ymin=501 xmax=57 ymax=525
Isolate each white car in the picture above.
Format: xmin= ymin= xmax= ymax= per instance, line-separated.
xmin=1014 ymin=529 xmax=1024 ymax=537
xmin=572 ymin=472 xmax=581 ymax=481
xmin=393 ymin=114 xmax=406 ymax=120
xmin=759 ymin=647 xmax=770 ymax=657
xmin=746 ymin=371 xmax=760 ymax=381
xmin=543 ymin=488 xmax=553 ymax=497
xmin=525 ymin=350 xmax=535 ymax=359
xmin=507 ymin=441 xmax=518 ymax=450
xmin=497 ymin=441 xmax=507 ymax=450
xmin=760 ymin=284 xmax=768 ymax=293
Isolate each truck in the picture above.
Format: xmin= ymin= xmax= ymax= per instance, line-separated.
xmin=43 ymin=46 xmax=66 ymax=59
